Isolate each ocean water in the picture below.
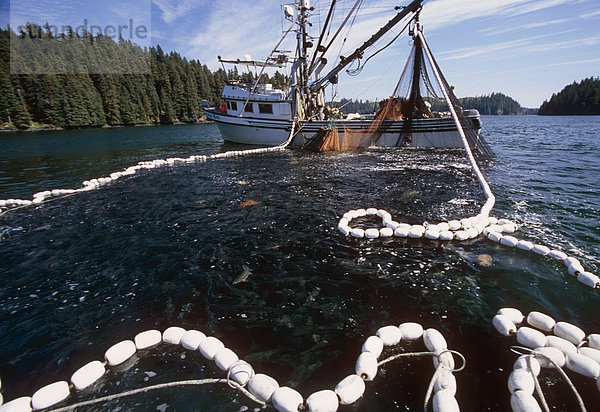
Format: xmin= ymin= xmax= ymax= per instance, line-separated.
xmin=0 ymin=116 xmax=599 ymax=411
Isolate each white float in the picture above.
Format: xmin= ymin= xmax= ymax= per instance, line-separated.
xmin=492 ymin=315 xmax=516 ymax=336
xmin=497 ymin=308 xmax=524 ymax=324
xmin=513 ymin=355 xmax=541 ymax=376
xmin=408 ymin=225 xmax=425 ymax=238
xmin=487 ymin=232 xmax=502 ymax=242
xmin=31 ymin=381 xmax=70 ymax=410
xmin=533 ymin=346 xmax=565 ymax=368
xmin=439 ymin=231 xmax=454 ymax=241
xmin=334 ymin=374 xmax=365 ymax=405
xmin=546 ymin=335 xmax=577 ymax=355
xmin=577 ymin=272 xmax=600 ymax=288
xmin=306 ymin=389 xmax=338 ymax=412
xmin=399 ymin=322 xmax=424 ymax=341
xmin=526 ymin=311 xmax=555 ymax=332
xmin=588 ymin=334 xmax=600 ymax=350
xmin=104 ymin=340 xmax=136 ymax=366
xmin=448 ymin=220 xmax=461 ymax=231
xmin=271 ymin=387 xmax=304 ymax=412
xmin=379 ymin=227 xmax=394 ymax=237
xmin=376 ymin=325 xmax=402 ymax=346
xmin=433 ymin=351 xmax=455 ymax=370
xmin=500 ymin=235 xmax=518 ymax=247
xmin=566 ymin=352 xmax=600 ymax=378
xmin=162 ymin=326 xmax=187 ymax=345
xmin=578 ymin=347 xmax=600 ymax=364
xmin=180 ymin=330 xmax=206 ymax=350
xmin=361 ymin=336 xmax=384 ymax=358
xmin=516 ymin=327 xmax=547 ymax=349
xmin=434 ymin=368 xmax=457 ymax=396
xmin=70 ymin=360 xmax=105 ymax=390
xmin=0 ymin=396 xmax=32 ymax=412
xmin=553 ymin=322 xmax=585 ymax=345
xmin=247 ymin=374 xmax=279 ymax=402
xmin=507 ymin=369 xmax=535 ymax=394
xmin=516 ymin=240 xmax=534 ymax=251
xmin=228 ymin=361 xmax=254 ymax=386
xmin=134 ymin=330 xmax=162 ymax=350
xmin=355 ymin=352 xmax=378 ymax=381
xmin=531 ymin=245 xmax=550 ymax=256
xmin=198 ymin=336 xmax=225 ymax=360
xmin=213 ymin=348 xmax=239 ymax=371
xmin=364 ymin=228 xmax=380 ymax=239
xmin=423 ymin=329 xmax=447 ymax=353
xmin=394 ymin=226 xmax=410 ymax=237
xmin=432 ymin=388 xmax=459 ymax=412
xmin=510 ymin=390 xmax=542 ymax=412
xmin=350 ymin=228 xmax=365 ymax=238
xmin=454 ymin=230 xmax=469 ymax=241
xmin=548 ymin=250 xmax=568 ymax=260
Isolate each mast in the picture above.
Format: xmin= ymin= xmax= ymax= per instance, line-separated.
xmin=293 ymin=0 xmax=312 ymax=118
xmin=309 ymin=0 xmax=424 ymax=92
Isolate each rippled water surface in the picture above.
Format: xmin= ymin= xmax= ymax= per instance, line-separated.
xmin=1 ymin=117 xmax=599 ymax=411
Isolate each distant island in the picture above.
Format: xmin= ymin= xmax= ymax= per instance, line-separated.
xmin=321 ymin=93 xmax=525 ymax=116
xmin=539 ymin=77 xmax=600 ymax=115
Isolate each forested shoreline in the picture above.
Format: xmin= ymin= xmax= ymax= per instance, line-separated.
xmin=539 ymin=77 xmax=600 ymax=115
xmin=1 ymin=24 xmax=287 ymax=130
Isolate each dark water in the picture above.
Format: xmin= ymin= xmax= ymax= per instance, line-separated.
xmin=0 ymin=117 xmax=599 ymax=411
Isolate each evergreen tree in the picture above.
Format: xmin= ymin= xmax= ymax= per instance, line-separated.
xmin=539 ymin=77 xmax=600 ymax=115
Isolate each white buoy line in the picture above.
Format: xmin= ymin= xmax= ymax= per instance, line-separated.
xmin=0 ymin=121 xmax=300 ymax=218
xmin=337 ymin=208 xmax=599 ymax=289
xmin=493 ymin=307 xmax=600 ymax=412
xmin=0 ymin=322 xmax=465 ymax=412
xmin=335 ymin=76 xmax=597 ymax=289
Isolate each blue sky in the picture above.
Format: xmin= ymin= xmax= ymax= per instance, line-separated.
xmin=3 ymin=0 xmax=599 ymax=108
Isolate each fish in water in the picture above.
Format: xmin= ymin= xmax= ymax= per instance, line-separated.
xmin=239 ymin=199 xmax=261 ymax=208
xmin=233 ymin=265 xmax=252 ymax=284
xmin=477 ymin=254 xmax=493 ymax=267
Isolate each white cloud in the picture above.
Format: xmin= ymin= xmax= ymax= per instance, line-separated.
xmin=581 ymin=9 xmax=600 ymax=19
xmin=481 ymin=18 xmax=570 ymax=36
xmin=541 ymin=57 xmax=600 ymax=67
xmin=421 ymin=0 xmax=572 ymax=29
xmin=153 ymin=0 xmax=198 ymax=24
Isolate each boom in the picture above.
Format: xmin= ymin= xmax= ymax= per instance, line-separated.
xmin=309 ymin=0 xmax=424 ymax=91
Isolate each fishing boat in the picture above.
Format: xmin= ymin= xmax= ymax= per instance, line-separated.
xmin=202 ymin=0 xmax=492 ymax=158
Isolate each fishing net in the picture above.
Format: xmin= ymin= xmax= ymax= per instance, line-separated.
xmin=307 ymin=29 xmax=494 ymax=160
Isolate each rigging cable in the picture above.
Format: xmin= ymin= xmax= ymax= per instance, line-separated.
xmin=346 ymin=15 xmax=416 ymax=76
xmin=315 ymin=0 xmax=362 ymax=67
xmin=308 ymin=0 xmax=337 ymax=76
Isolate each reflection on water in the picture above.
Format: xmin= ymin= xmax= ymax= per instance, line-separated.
xmin=0 ymin=117 xmax=599 ymax=410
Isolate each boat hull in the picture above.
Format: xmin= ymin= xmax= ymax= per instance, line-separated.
xmin=204 ymin=109 xmax=480 ymax=149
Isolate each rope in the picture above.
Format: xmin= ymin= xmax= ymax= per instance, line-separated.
xmin=377 ymin=348 xmax=466 ymax=412
xmin=423 ymin=364 xmax=444 ymax=412
xmin=510 ymin=346 xmax=587 ymax=412
xmin=46 ymin=379 xmax=265 ymax=412
xmin=416 ymin=30 xmax=495 ymax=218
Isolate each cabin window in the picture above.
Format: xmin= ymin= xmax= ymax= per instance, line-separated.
xmin=258 ymin=103 xmax=273 ymax=114
xmin=227 ymin=101 xmax=238 ymax=111
xmin=244 ymin=103 xmax=254 ymax=113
